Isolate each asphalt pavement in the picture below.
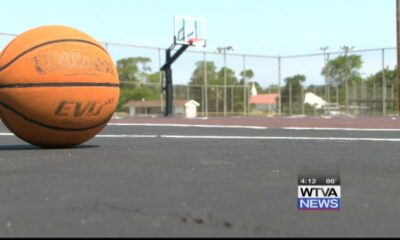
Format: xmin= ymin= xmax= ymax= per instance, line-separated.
xmin=0 ymin=122 xmax=400 ymax=237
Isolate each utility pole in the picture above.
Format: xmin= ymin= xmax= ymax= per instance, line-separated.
xmin=382 ymin=49 xmax=387 ymax=116
xmin=278 ymin=56 xmax=282 ymax=116
xmin=397 ymin=0 xmax=400 ymax=112
xmin=203 ymin=52 xmax=208 ymax=117
xmin=340 ymin=45 xmax=354 ymax=115
xmin=320 ymin=46 xmax=329 ymax=102
xmin=243 ymin=55 xmax=247 ymax=116
xmin=217 ymin=46 xmax=234 ymax=116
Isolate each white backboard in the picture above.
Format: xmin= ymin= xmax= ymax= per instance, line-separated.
xmin=174 ymin=16 xmax=207 ymax=48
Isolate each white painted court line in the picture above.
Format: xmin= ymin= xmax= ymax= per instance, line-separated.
xmin=281 ymin=127 xmax=400 ymax=132
xmin=107 ymin=123 xmax=400 ymax=132
xmin=0 ymin=132 xmax=158 ymax=138
xmin=160 ymin=135 xmax=400 ymax=142
xmin=2 ymin=132 xmax=400 ymax=142
xmin=0 ymin=133 xmax=13 ymax=136
xmin=97 ymin=134 xmax=158 ymax=138
xmin=108 ymin=123 xmax=268 ymax=130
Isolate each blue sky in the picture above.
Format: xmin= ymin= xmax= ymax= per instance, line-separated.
xmin=0 ymin=0 xmax=397 ymax=86
xmin=0 ymin=0 xmax=395 ymax=54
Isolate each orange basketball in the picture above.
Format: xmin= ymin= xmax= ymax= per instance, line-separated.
xmin=0 ymin=25 xmax=119 ymax=148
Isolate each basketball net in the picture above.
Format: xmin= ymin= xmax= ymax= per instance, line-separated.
xmin=188 ymin=38 xmax=205 ymax=50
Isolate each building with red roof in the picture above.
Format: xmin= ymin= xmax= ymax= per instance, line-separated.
xmin=249 ymin=94 xmax=279 ymax=112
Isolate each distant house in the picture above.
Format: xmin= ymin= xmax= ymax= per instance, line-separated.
xmin=123 ymin=99 xmax=200 ymax=118
xmin=249 ymin=94 xmax=279 ymax=112
xmin=304 ymin=92 xmax=327 ymax=109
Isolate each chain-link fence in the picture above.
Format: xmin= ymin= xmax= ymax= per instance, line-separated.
xmin=1 ymin=32 xmax=399 ymax=117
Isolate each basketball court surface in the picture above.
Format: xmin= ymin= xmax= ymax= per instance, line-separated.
xmin=1 ymin=12 xmax=400 ymax=237
xmin=1 ymin=116 xmax=399 ymax=237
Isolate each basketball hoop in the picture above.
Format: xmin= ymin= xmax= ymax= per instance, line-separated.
xmin=162 ymin=16 xmax=207 ymax=116
xmin=188 ymin=38 xmax=206 ymax=49
xmin=174 ymin=16 xmax=207 ymax=48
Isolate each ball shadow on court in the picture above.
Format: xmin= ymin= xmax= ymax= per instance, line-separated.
xmin=0 ymin=144 xmax=99 ymax=151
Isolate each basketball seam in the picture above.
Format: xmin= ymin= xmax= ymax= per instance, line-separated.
xmin=0 ymin=37 xmax=18 ymax=60
xmin=0 ymin=82 xmax=120 ymax=89
xmin=0 ymin=39 xmax=108 ymax=72
xmin=0 ymin=100 xmax=112 ymax=131
xmin=0 ymin=110 xmax=14 ymax=132
xmin=0 ymin=110 xmax=40 ymax=145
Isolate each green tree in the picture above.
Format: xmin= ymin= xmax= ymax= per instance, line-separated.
xmin=239 ymin=69 xmax=261 ymax=93
xmin=365 ymin=66 xmax=398 ymax=114
xmin=265 ymin=84 xmax=280 ymax=94
xmin=281 ymin=74 xmax=306 ymax=114
xmin=216 ymin=67 xmax=238 ymax=85
xmin=116 ymin=57 xmax=155 ymax=112
xmin=189 ymin=61 xmax=218 ymax=85
xmin=284 ymin=74 xmax=305 ymax=89
xmin=366 ymin=67 xmax=397 ymax=87
xmin=215 ymin=67 xmax=240 ymax=114
xmin=188 ymin=61 xmax=260 ymax=115
xmin=240 ymin=69 xmax=254 ymax=80
xmin=117 ymin=57 xmax=152 ymax=83
xmin=321 ymin=55 xmax=363 ymax=85
xmin=189 ymin=62 xmax=241 ymax=114
xmin=147 ymin=72 xmax=161 ymax=84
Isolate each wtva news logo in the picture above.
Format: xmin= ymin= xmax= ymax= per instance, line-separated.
xmin=297 ymin=173 xmax=341 ymax=211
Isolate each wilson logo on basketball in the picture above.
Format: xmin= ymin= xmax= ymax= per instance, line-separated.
xmin=31 ymin=49 xmax=115 ymax=76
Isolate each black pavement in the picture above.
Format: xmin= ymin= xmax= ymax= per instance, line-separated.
xmin=0 ymin=123 xmax=399 ymax=237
